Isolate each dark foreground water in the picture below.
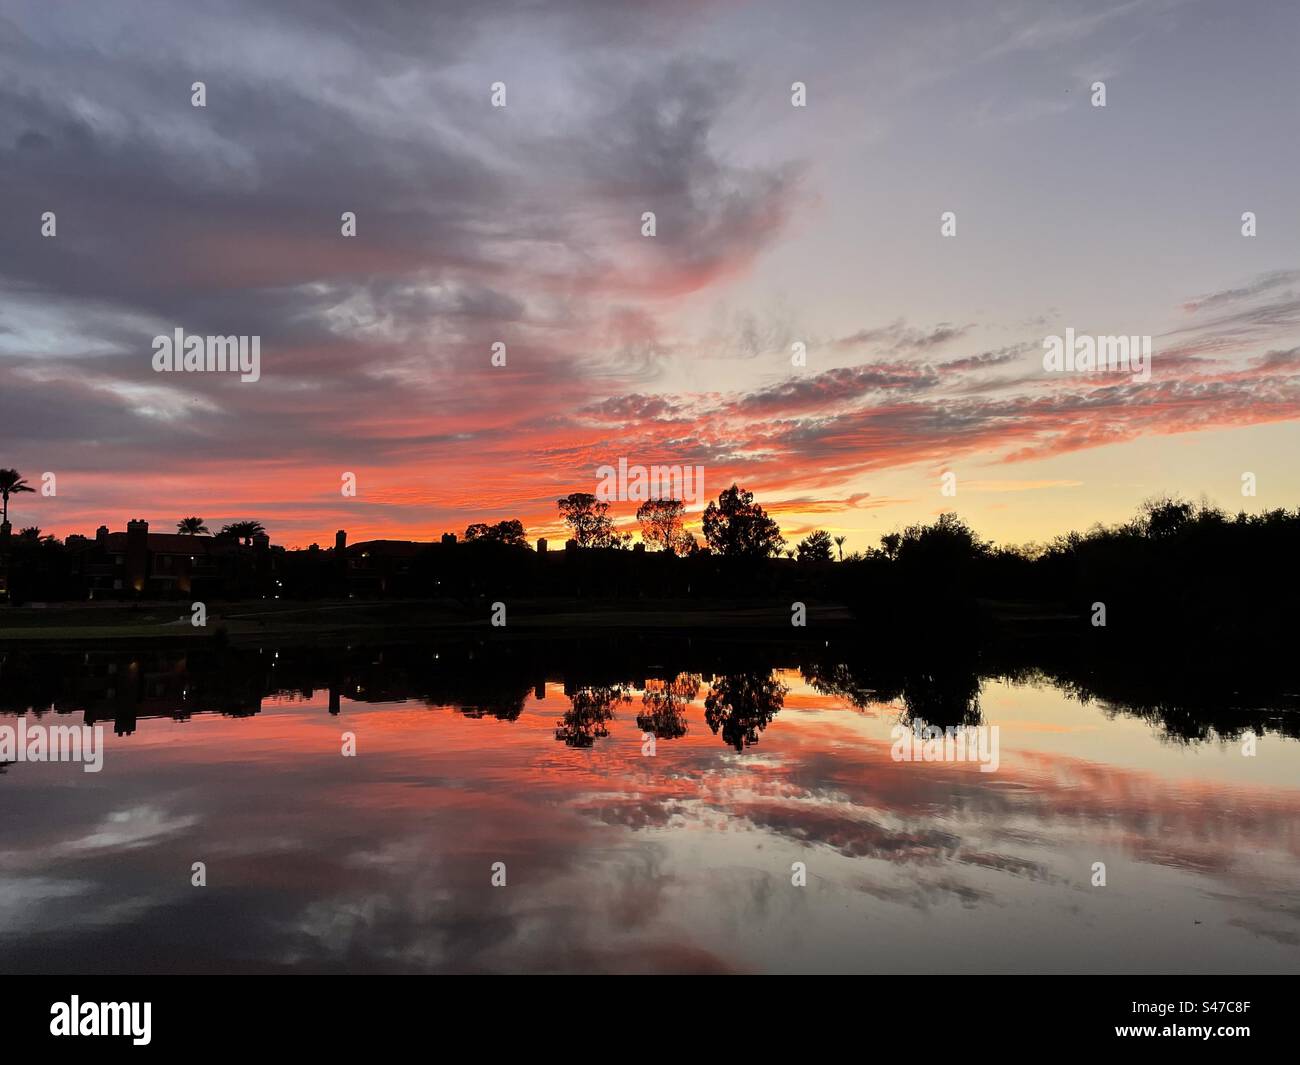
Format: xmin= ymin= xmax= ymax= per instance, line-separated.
xmin=1 ymin=636 xmax=1297 ymax=973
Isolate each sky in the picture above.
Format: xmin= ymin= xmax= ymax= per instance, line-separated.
xmin=1 ymin=0 xmax=1298 ymax=551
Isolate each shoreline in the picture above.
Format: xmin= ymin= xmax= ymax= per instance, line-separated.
xmin=0 ymin=596 xmax=868 ymax=646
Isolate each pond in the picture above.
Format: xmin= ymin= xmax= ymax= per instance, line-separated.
xmin=1 ymin=636 xmax=1296 ymax=973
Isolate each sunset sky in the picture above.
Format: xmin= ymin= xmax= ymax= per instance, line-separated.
xmin=2 ymin=0 xmax=1298 ymax=551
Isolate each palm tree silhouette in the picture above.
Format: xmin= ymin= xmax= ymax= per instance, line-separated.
xmin=177 ymin=517 xmax=209 ymax=535
xmin=0 ymin=469 xmax=35 ymax=528
xmin=833 ymin=535 xmax=846 ymax=561
xmin=220 ymin=520 xmax=265 ymax=546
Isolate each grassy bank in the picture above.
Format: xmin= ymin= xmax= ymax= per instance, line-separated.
xmin=0 ymin=596 xmax=857 ymax=645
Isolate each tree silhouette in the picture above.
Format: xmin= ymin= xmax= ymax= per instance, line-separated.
xmin=555 ymin=685 xmax=629 ymax=747
xmin=557 ymin=492 xmax=628 ymax=548
xmin=0 ymin=468 xmax=35 ymax=528
xmin=177 ymin=516 xmax=209 ymax=535
xmin=833 ymin=535 xmax=846 ymax=561
xmin=889 ymin=512 xmax=991 ymax=566
xmin=701 ymin=484 xmax=784 ymax=558
xmin=636 ymin=672 xmax=700 ymax=739
xmin=465 ymin=519 xmax=527 ymax=547
xmin=636 ymin=498 xmax=694 ymax=555
xmin=491 ymin=519 xmax=527 ymax=547
xmin=1141 ymin=496 xmax=1195 ymax=540
xmin=220 ymin=520 xmax=266 ymax=546
xmin=797 ymin=529 xmax=833 ymax=562
xmin=801 ymin=644 xmax=983 ymax=729
xmin=703 ymin=671 xmax=787 ymax=750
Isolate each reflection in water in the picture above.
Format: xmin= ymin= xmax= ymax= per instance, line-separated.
xmin=805 ymin=655 xmax=983 ymax=730
xmin=703 ymin=671 xmax=788 ymax=751
xmin=556 ymin=685 xmax=630 ymax=748
xmin=1 ymin=636 xmax=1295 ymax=746
xmin=637 ymin=674 xmax=699 ymax=740
xmin=0 ymin=635 xmax=1298 ymax=974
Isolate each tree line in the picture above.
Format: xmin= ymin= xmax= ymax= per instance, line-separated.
xmin=2 ymin=463 xmax=1296 ymax=655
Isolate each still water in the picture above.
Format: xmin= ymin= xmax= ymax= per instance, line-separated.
xmin=1 ymin=638 xmax=1297 ymax=973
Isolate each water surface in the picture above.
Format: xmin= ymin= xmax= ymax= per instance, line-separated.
xmin=1 ymin=639 xmax=1297 ymax=973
